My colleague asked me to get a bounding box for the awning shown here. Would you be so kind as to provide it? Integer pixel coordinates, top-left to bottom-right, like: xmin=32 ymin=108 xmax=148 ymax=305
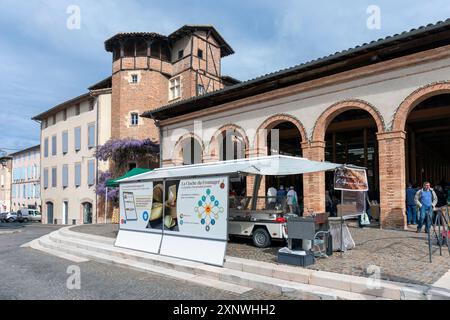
xmin=106 ymin=168 xmax=153 ymax=187
xmin=117 ymin=155 xmax=346 ymax=183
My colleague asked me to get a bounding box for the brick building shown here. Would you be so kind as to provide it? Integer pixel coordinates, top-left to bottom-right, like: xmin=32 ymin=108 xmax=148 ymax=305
xmin=142 ymin=20 xmax=450 ymax=229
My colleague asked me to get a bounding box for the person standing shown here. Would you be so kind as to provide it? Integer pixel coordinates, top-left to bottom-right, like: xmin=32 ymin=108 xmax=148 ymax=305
xmin=267 ymin=186 xmax=277 ymax=209
xmin=406 ymin=183 xmax=417 ymax=225
xmin=415 ymin=182 xmax=438 ymax=233
xmin=276 ymin=185 xmax=287 ymax=206
xmin=287 ymin=186 xmax=298 ymax=215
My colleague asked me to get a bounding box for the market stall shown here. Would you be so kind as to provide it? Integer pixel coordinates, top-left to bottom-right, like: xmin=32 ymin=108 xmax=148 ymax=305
xmin=115 ymin=155 xmax=358 ymax=266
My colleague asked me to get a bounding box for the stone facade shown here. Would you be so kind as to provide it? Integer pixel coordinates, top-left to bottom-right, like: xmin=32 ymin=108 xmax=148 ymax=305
xmin=10 ymin=146 xmax=41 ymax=212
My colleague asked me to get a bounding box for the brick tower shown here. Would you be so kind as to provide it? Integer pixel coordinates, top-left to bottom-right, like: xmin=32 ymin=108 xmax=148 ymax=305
xmin=104 ymin=25 xmax=236 ymax=143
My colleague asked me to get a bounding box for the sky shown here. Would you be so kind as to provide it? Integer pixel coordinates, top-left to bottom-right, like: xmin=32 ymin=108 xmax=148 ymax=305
xmin=0 ymin=0 xmax=449 ymax=153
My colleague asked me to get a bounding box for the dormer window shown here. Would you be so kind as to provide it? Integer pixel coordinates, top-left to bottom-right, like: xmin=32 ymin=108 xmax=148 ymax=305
xmin=178 ymin=50 xmax=184 ymax=60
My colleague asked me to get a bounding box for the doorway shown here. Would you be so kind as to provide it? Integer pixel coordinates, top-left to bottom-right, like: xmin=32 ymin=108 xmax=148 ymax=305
xmin=46 ymin=202 xmax=54 ymax=224
xmin=83 ymin=202 xmax=93 ymax=224
xmin=63 ymin=201 xmax=69 ymax=225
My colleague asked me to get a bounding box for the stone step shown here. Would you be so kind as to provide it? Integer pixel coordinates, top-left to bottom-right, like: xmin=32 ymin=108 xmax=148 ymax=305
xmin=64 ymin=226 xmax=431 ymax=300
xmin=58 ymin=227 xmax=116 ymax=245
xmin=224 ymin=256 xmax=428 ymax=300
xmin=37 ymin=232 xmax=252 ymax=295
xmin=39 ymin=229 xmax=386 ymax=300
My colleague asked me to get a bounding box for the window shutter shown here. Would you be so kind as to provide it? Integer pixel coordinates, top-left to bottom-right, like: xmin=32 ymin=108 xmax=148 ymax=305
xmin=62 ymin=131 xmax=68 ymax=154
xmin=44 ymin=138 xmax=49 ymax=158
xmin=75 ymin=164 xmax=81 ymax=187
xmin=75 ymin=127 xmax=81 ymax=151
xmin=43 ymin=168 xmax=48 ymax=189
xmin=88 ymin=124 xmax=95 ymax=148
xmin=51 ymin=167 xmax=57 ymax=188
xmin=62 ymin=165 xmax=68 ymax=188
xmin=87 ymin=160 xmax=95 ymax=186
xmin=52 ymin=136 xmax=57 ymax=156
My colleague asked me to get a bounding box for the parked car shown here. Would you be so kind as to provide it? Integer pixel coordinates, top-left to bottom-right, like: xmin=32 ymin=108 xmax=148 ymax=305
xmin=0 ymin=212 xmax=8 ymax=222
xmin=5 ymin=212 xmax=17 ymax=223
xmin=17 ymin=209 xmax=42 ymax=223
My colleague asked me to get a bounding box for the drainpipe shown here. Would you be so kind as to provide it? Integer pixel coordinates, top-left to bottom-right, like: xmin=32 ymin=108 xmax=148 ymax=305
xmin=149 ymin=113 xmax=162 ymax=168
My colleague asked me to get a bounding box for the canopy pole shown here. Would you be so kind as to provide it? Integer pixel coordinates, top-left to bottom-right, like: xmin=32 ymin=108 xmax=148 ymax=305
xmin=105 ymin=187 xmax=108 ymax=224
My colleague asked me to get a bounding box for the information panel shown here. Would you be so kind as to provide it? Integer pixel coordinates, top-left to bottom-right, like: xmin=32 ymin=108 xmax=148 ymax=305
xmin=160 ymin=176 xmax=229 ymax=266
xmin=115 ymin=182 xmax=162 ymax=254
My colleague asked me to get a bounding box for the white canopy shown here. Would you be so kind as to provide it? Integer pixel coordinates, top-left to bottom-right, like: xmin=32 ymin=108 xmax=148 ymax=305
xmin=118 ymin=155 xmax=344 ymax=183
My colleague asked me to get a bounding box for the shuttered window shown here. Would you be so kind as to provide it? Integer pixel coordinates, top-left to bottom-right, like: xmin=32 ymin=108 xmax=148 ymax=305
xmin=62 ymin=165 xmax=69 ymax=188
xmin=88 ymin=123 xmax=95 ymax=149
xmin=87 ymin=160 xmax=95 ymax=186
xmin=74 ymin=127 xmax=81 ymax=151
xmin=52 ymin=135 xmax=57 ymax=156
xmin=43 ymin=168 xmax=49 ymax=189
xmin=51 ymin=167 xmax=57 ymax=188
xmin=44 ymin=138 xmax=49 ymax=158
xmin=62 ymin=131 xmax=68 ymax=154
xmin=75 ymin=163 xmax=81 ymax=187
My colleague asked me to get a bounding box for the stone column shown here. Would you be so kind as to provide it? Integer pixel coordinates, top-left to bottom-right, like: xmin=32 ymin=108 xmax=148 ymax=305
xmin=302 ymin=141 xmax=326 ymax=215
xmin=377 ymin=131 xmax=407 ymax=229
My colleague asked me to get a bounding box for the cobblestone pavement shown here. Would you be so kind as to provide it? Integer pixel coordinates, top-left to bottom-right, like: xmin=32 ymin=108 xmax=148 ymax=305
xmin=74 ymin=223 xmax=450 ymax=286
xmin=0 ymin=224 xmax=293 ymax=300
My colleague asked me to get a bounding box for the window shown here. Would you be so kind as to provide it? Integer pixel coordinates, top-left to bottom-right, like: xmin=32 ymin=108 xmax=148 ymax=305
xmin=169 ymin=77 xmax=181 ymax=100
xmin=43 ymin=168 xmax=49 ymax=189
xmin=88 ymin=123 xmax=95 ymax=148
xmin=75 ymin=104 xmax=80 ymax=116
xmin=131 ymin=74 xmax=138 ymax=84
xmin=62 ymin=131 xmax=68 ymax=154
xmin=51 ymin=167 xmax=57 ymax=188
xmin=63 ymin=109 xmax=67 ymax=121
xmin=130 ymin=113 xmax=139 ymax=126
xmin=44 ymin=138 xmax=49 ymax=158
xmin=178 ymin=50 xmax=184 ymax=60
xmin=74 ymin=163 xmax=81 ymax=187
xmin=62 ymin=165 xmax=68 ymax=188
xmin=52 ymin=115 xmax=56 ymax=125
xmin=43 ymin=119 xmax=48 ymax=129
xmin=51 ymin=135 xmax=57 ymax=156
xmin=197 ymin=49 xmax=203 ymax=59
xmin=87 ymin=160 xmax=95 ymax=186
xmin=74 ymin=127 xmax=81 ymax=151
xmin=88 ymin=99 xmax=94 ymax=111
xmin=197 ymin=84 xmax=206 ymax=96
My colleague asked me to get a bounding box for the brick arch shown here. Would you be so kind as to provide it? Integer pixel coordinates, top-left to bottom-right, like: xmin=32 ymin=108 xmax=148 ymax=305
xmin=209 ymin=124 xmax=250 ymax=159
xmin=255 ymin=114 xmax=307 ymax=153
xmin=312 ymin=99 xmax=385 ymax=141
xmin=172 ymin=132 xmax=205 ymax=165
xmin=392 ymin=81 xmax=450 ymax=131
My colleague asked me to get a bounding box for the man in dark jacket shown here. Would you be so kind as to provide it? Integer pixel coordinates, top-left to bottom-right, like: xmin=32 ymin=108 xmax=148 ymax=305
xmin=415 ymin=182 xmax=438 ymax=233
xmin=406 ymin=183 xmax=417 ymax=225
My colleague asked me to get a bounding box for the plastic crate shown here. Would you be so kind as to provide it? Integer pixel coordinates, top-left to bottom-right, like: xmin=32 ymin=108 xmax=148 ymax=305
xmin=277 ymin=248 xmax=315 ymax=267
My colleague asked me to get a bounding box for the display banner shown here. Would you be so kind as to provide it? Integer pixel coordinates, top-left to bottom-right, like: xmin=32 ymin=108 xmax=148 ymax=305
xmin=334 ymin=167 xmax=368 ymax=192
xmin=115 ymin=182 xmax=162 ymax=254
xmin=115 ymin=177 xmax=229 ymax=266
xmin=160 ymin=176 xmax=229 ymax=266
